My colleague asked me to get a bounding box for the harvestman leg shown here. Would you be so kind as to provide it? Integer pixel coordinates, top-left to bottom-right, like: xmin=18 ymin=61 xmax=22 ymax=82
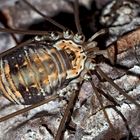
xmin=95 ymin=66 xmax=140 ymax=108
xmin=0 ymin=94 xmax=58 ymax=122
xmin=89 ymin=74 xmax=114 ymax=130
xmin=96 ymin=87 xmax=134 ymax=138
xmin=0 ymin=10 xmax=18 ymax=44
xmin=55 ymin=86 xmax=80 ymax=140
xmin=88 ymin=66 xmax=140 ymax=138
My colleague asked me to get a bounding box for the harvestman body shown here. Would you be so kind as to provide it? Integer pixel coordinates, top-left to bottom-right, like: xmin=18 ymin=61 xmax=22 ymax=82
xmin=0 ymin=0 xmax=140 ymax=139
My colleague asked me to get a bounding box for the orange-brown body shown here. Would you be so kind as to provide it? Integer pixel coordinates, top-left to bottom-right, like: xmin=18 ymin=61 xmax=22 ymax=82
xmin=0 ymin=38 xmax=86 ymax=105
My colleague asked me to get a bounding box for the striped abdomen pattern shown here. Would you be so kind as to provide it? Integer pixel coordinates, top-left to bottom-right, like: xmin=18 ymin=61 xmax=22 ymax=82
xmin=0 ymin=39 xmax=86 ymax=105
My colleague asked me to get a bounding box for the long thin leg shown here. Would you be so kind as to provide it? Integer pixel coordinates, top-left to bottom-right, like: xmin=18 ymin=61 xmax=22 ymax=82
xmin=97 ymin=88 xmax=120 ymax=106
xmin=91 ymin=68 xmax=138 ymax=138
xmin=0 ymin=94 xmax=58 ymax=122
xmin=22 ymin=0 xmax=66 ymax=31
xmin=55 ymin=89 xmax=79 ymax=140
xmin=95 ymin=66 xmax=140 ymax=108
xmin=0 ymin=10 xmax=18 ymax=44
xmin=0 ymin=27 xmax=55 ymax=35
xmin=112 ymin=106 xmax=133 ymax=139
xmin=0 ymin=39 xmax=33 ymax=58
xmin=74 ymin=0 xmax=82 ymax=35
xmin=89 ymin=76 xmax=114 ymax=130
xmin=97 ymin=88 xmax=133 ymax=137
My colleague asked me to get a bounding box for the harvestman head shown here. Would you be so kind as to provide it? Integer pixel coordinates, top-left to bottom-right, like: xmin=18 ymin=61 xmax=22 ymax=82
xmin=0 ymin=0 xmax=140 ymax=139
